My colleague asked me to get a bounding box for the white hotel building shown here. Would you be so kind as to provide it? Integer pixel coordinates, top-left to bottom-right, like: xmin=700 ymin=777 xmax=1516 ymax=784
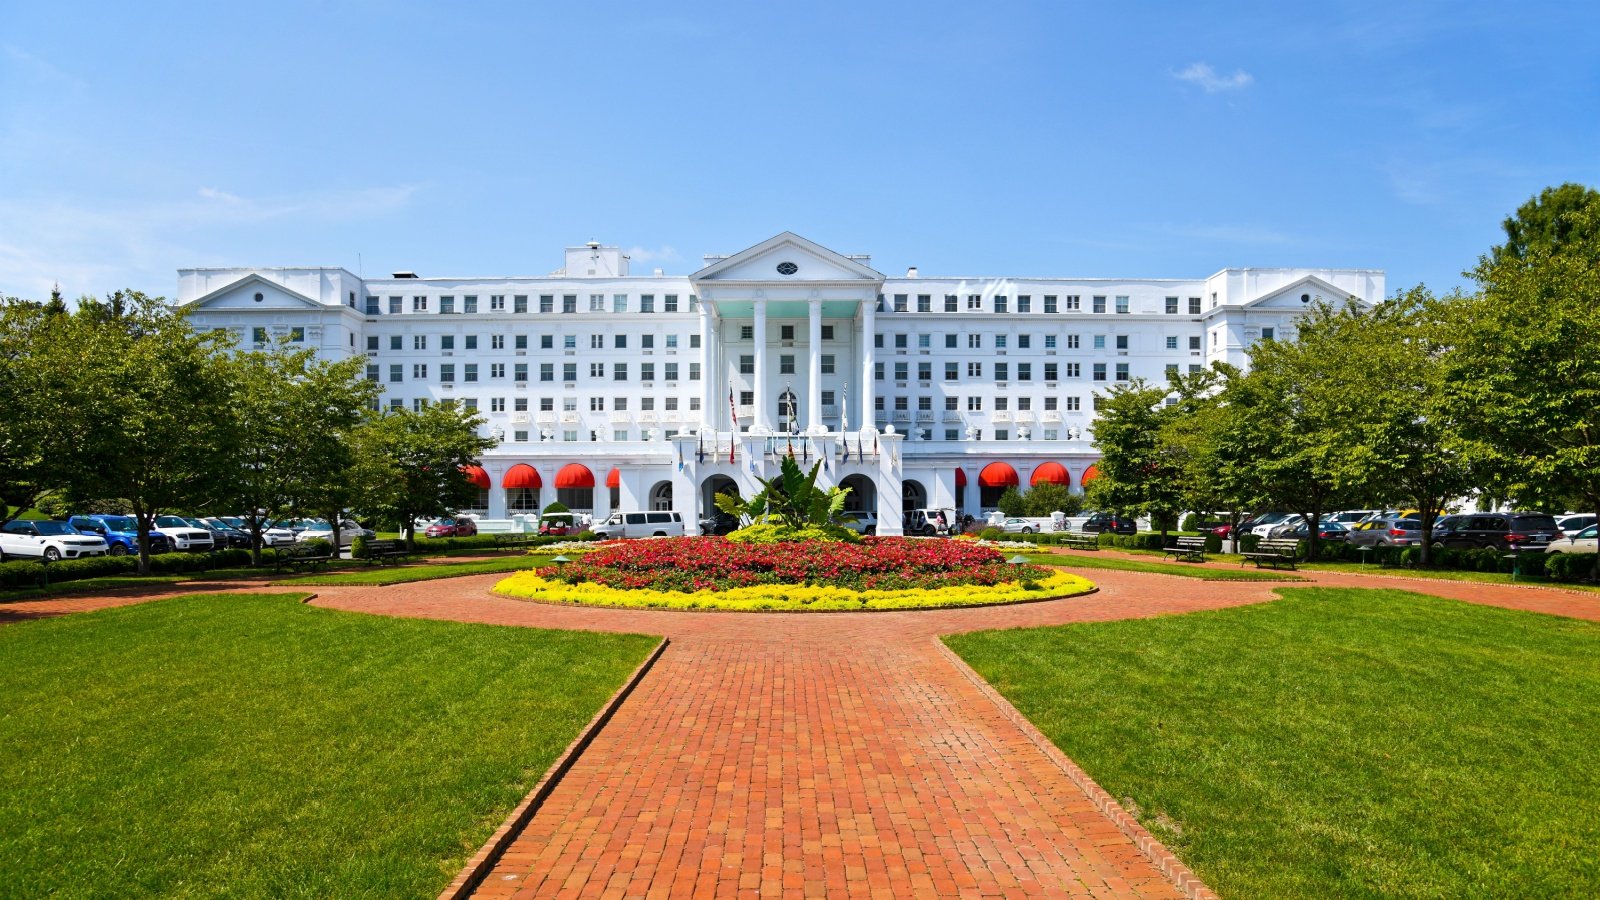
xmin=178 ymin=232 xmax=1383 ymax=535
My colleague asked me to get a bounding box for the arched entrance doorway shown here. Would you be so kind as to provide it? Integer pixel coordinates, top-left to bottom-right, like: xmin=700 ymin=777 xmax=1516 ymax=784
xmin=648 ymin=480 xmax=673 ymax=511
xmin=902 ymin=479 xmax=927 ymax=512
xmin=702 ymin=475 xmax=739 ymax=534
xmin=841 ymin=474 xmax=875 ymax=514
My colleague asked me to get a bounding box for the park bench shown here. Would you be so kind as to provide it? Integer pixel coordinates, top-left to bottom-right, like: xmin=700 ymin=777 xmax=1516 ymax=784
xmin=363 ymin=539 xmax=412 ymax=566
xmin=274 ymin=543 xmax=333 ymax=573
xmin=1058 ymin=533 xmax=1101 ymax=551
xmin=494 ymin=533 xmax=540 ymax=549
xmin=1242 ymin=538 xmax=1300 ymax=570
xmin=1164 ymin=535 xmax=1209 ymax=563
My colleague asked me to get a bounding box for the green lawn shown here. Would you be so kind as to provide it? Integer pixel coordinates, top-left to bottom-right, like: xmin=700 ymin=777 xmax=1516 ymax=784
xmin=945 ymin=588 xmax=1600 ymax=897
xmin=0 ymin=593 xmax=659 ymax=897
xmin=1026 ymin=552 xmax=1304 ymax=581
xmin=0 ymin=574 xmax=188 ymax=602
xmin=277 ymin=554 xmax=552 ymax=585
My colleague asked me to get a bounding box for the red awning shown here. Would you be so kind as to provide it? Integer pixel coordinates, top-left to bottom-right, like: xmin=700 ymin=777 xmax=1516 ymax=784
xmin=460 ymin=464 xmax=490 ymax=489
xmin=606 ymin=468 xmax=621 ymax=489
xmin=503 ymin=464 xmax=541 ymax=489
xmin=1080 ymin=464 xmax=1101 ymax=486
xmin=978 ymin=462 xmax=1019 ymax=488
xmin=955 ymin=468 xmax=968 ymax=488
xmin=1030 ymin=462 xmax=1070 ymax=486
xmin=555 ymin=463 xmax=595 ymax=489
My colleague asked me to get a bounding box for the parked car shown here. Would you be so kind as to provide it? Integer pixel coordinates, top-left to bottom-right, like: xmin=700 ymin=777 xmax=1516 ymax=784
xmin=1325 ymin=510 xmax=1384 ymax=527
xmin=424 ymin=518 xmax=478 ymax=539
xmin=263 ymin=518 xmax=322 ymax=546
xmin=1280 ymin=520 xmax=1350 ymax=542
xmin=1545 ymin=524 xmax=1598 ymax=554
xmin=1345 ymin=517 xmax=1422 ymax=548
xmin=192 ymin=517 xmax=252 ymax=548
xmin=907 ymin=508 xmax=960 ymax=536
xmin=1080 ymin=512 xmax=1137 ymax=535
xmin=0 ymin=519 xmax=109 ymax=561
xmin=837 ymin=512 xmax=878 ymax=536
xmin=1248 ymin=513 xmax=1296 ymax=538
xmin=1557 ymin=514 xmax=1597 ymax=535
xmin=698 ymin=512 xmax=739 ymax=536
xmin=153 ymin=515 xmax=215 ymax=553
xmin=591 ymin=511 xmax=686 ymax=540
xmin=1266 ymin=515 xmax=1308 ymax=538
xmin=998 ymin=517 xmax=1040 ymax=534
xmin=299 ymin=520 xmax=377 ymax=546
xmin=65 ymin=515 xmax=171 ymax=556
xmin=1430 ymin=512 xmax=1561 ymax=550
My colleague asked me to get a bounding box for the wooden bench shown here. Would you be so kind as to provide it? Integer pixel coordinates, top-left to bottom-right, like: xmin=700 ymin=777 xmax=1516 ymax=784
xmin=1058 ymin=533 xmax=1101 ymax=551
xmin=1164 ymin=535 xmax=1208 ymax=562
xmin=363 ymin=538 xmax=412 ymax=566
xmin=274 ymin=543 xmax=333 ymax=573
xmin=1242 ymin=538 xmax=1300 ymax=569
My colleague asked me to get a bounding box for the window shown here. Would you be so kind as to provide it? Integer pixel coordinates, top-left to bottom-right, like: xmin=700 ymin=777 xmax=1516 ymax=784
xmin=918 ymin=362 xmax=932 ymax=381
xmin=413 ymin=398 xmax=428 ymax=411
xmin=589 ymin=294 xmax=604 ymax=312
xmin=640 ymin=294 xmax=655 ymax=313
xmin=968 ymin=362 xmax=982 ymax=377
xmin=1065 ymin=295 xmax=1081 ymax=311
xmin=1045 ymin=335 xmax=1056 ymax=349
xmin=778 ymin=354 xmax=795 ymax=374
xmin=440 ymin=296 xmax=455 ymax=314
xmin=945 ymin=295 xmax=958 ymax=312
xmin=1018 ymin=334 xmax=1030 ymax=349
xmin=562 ymin=295 xmax=577 ymax=314
xmin=590 ymin=362 xmax=604 ymax=378
xmin=490 ymin=363 xmax=505 ymax=378
xmin=894 ymin=334 xmax=907 ymax=349
xmin=489 ymin=295 xmax=505 ymax=311
xmin=515 ymin=335 xmax=528 ymax=351
xmin=995 ymin=335 xmax=1007 ymax=349
xmin=1211 ymin=292 xmax=1219 ymax=308
xmin=538 ymin=398 xmax=551 ymax=411
xmin=613 ymin=364 xmax=628 ymax=381
xmin=740 ymin=391 xmax=754 ymax=406
xmin=1044 ymin=362 xmax=1057 ymax=381
xmin=689 ymin=363 xmax=701 ymax=380
xmin=917 ymin=294 xmax=931 ymax=312
xmin=366 ymin=335 xmax=379 ymax=352
xmin=781 ymin=324 xmax=795 ymax=341
xmin=1092 ymin=296 xmax=1106 ymax=314
xmin=1116 ymin=363 xmax=1129 ymax=381
xmin=613 ymin=294 xmax=627 ymax=313
xmin=641 ymin=363 xmax=655 ymax=381
xmin=967 ymin=396 xmax=983 ymax=411
xmin=665 ymin=396 xmax=678 ymax=410
xmin=874 ymin=362 xmax=884 ymax=380
xmin=1093 ymin=363 xmax=1107 ymax=381
xmin=664 ymin=362 xmax=678 ymax=380
xmin=665 ymin=334 xmax=678 ymax=348
xmin=514 ymin=295 xmax=529 ymax=314
xmin=465 ymin=335 xmax=478 ymax=350
xmin=1018 ymin=363 xmax=1032 ymax=381
xmin=1066 ymin=396 xmax=1080 ymax=411
xmin=1189 ymin=336 xmax=1202 ymax=351
xmin=893 ymin=294 xmax=908 ymax=312
xmin=1116 ymin=296 xmax=1130 ymax=314
xmin=967 ymin=294 xmax=982 ymax=311
xmin=441 ymin=335 xmax=455 ymax=351
xmin=1166 ymin=336 xmax=1179 ymax=350
xmin=945 ymin=334 xmax=958 ymax=348
xmin=490 ymin=335 xmax=504 ymax=350
xmin=994 ymin=296 xmax=1008 ymax=314
xmin=1116 ymin=335 xmax=1129 ymax=351
xmin=690 ymin=334 xmax=701 ymax=348
xmin=664 ymin=294 xmax=679 ymax=312
xmin=440 ymin=364 xmax=455 ymax=383
xmin=740 ymin=354 xmax=754 ymax=374
xmin=365 ymin=364 xmax=379 ymax=382
xmin=874 ymin=334 xmax=884 ymax=349
xmin=412 ymin=295 xmax=428 ymax=312
xmin=640 ymin=334 xmax=654 ymax=350
xmin=537 ymin=295 xmax=553 ymax=314
xmin=821 ymin=354 xmax=835 ymax=374
xmin=821 ymin=325 xmax=834 ymax=340
xmin=968 ymin=334 xmax=981 ymax=349
xmin=918 ymin=333 xmax=931 ymax=349
xmin=413 ymin=335 xmax=427 ymax=350
xmin=388 ymin=398 xmax=403 ymax=410
xmin=1166 ymin=296 xmax=1179 ymax=314
xmin=1167 ymin=364 xmax=1180 ymax=377
xmin=564 ymin=363 xmax=577 ymax=381
xmin=1093 ymin=335 xmax=1106 ymax=350
xmin=614 ymin=334 xmax=627 ymax=349
xmin=1189 ymin=297 xmax=1202 ymax=315
xmin=944 ymin=362 xmax=958 ymax=380
xmin=894 ymin=396 xmax=909 ymax=411
xmin=365 ymin=296 xmax=380 ymax=314
xmin=388 ymin=296 xmax=402 ymax=315
xmin=1044 ymin=396 xmax=1057 ymax=411
xmin=741 ymin=325 xmax=754 ymax=340
xmin=994 ymin=363 xmax=1008 ymax=381
xmin=1017 ymin=396 xmax=1031 ymax=411
xmin=1262 ymin=327 xmax=1276 ymax=341
xmin=1065 ymin=362 xmax=1081 ymax=378
xmin=285 ymin=327 xmax=304 ymax=343
xmin=464 ymin=364 xmax=478 ymax=382
xmin=945 ymin=396 xmax=959 ymax=410
xmin=590 ymin=397 xmax=605 ymax=412
xmin=412 ymin=363 xmax=427 ymax=378
xmin=894 ymin=362 xmax=908 ymax=380
xmin=1044 ymin=295 xmax=1058 ymax=314
xmin=946 ymin=429 xmax=960 ymax=441
xmin=518 ymin=363 xmax=531 ymax=382
xmin=491 ymin=398 xmax=505 ymax=412
xmin=994 ymin=429 xmax=1009 ymax=441
xmin=1017 ymin=295 xmax=1031 ymax=313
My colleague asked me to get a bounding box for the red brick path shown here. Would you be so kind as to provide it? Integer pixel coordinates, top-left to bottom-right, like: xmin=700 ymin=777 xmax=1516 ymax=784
xmin=7 ymin=562 xmax=1598 ymax=897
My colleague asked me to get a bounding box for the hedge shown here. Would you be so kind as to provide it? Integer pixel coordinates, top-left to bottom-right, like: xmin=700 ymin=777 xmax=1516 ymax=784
xmin=0 ymin=548 xmax=271 ymax=591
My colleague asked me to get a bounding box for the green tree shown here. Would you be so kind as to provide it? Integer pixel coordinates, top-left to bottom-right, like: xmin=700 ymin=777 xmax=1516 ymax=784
xmin=224 ymin=345 xmax=378 ymax=564
xmin=0 ymin=299 xmax=73 ymax=525
xmin=995 ymin=486 xmax=1026 ymax=518
xmin=1490 ymin=182 xmax=1600 ymax=264
xmin=1022 ymin=482 xmax=1077 ymax=517
xmin=1450 ymin=189 xmax=1600 ymax=539
xmin=1087 ymin=379 xmax=1186 ymax=543
xmin=353 ymin=404 xmax=495 ymax=549
xmin=54 ymin=293 xmax=238 ymax=574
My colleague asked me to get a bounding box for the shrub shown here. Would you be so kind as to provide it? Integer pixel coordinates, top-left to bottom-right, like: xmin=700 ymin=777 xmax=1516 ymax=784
xmin=0 ymin=560 xmax=48 ymax=588
xmin=300 ymin=538 xmax=334 ymax=557
xmin=727 ymin=523 xmax=858 ymax=544
xmin=1203 ymin=533 xmax=1223 ymax=554
xmin=147 ymin=552 xmax=210 ymax=574
xmin=1238 ymin=533 xmax=1262 ymax=554
xmin=351 ymin=535 xmax=370 ymax=559
xmin=996 ymin=488 xmax=1026 ymax=518
xmin=206 ymin=548 xmax=254 ymax=569
xmin=1546 ymin=553 xmax=1596 ymax=582
xmin=541 ymin=501 xmax=571 ymax=516
xmin=1180 ymin=513 xmax=1199 ymax=532
xmin=979 ymin=527 xmax=1004 ymax=542
xmin=575 ymin=530 xmax=599 ymax=543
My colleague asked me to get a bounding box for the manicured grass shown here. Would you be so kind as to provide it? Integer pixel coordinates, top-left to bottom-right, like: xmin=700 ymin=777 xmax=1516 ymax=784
xmin=945 ymin=588 xmax=1600 ymax=897
xmin=0 ymin=593 xmax=660 ymax=897
xmin=276 ymin=554 xmax=553 ymax=585
xmin=1301 ymin=559 xmax=1600 ymax=593
xmin=0 ymin=574 xmax=188 ymax=602
xmin=1024 ymin=552 xmax=1304 ymax=581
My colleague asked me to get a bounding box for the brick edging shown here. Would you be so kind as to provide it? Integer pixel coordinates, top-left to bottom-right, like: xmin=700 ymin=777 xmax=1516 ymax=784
xmin=933 ymin=640 xmax=1219 ymax=900
xmin=437 ymin=636 xmax=670 ymax=900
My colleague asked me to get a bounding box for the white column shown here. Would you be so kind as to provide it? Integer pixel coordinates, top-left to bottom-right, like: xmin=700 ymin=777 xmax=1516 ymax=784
xmin=699 ymin=303 xmax=715 ymax=432
xmin=753 ymin=299 xmax=770 ymax=432
xmin=860 ymin=298 xmax=876 ymax=433
xmin=875 ymin=431 xmax=904 ymax=536
xmin=807 ymin=299 xmax=823 ymax=433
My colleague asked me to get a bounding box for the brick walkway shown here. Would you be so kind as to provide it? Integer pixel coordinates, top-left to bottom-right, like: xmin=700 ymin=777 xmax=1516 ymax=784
xmin=6 ymin=562 xmax=1598 ymax=897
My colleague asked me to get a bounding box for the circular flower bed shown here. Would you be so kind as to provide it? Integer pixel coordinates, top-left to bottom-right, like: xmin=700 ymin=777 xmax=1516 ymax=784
xmin=494 ymin=537 xmax=1093 ymax=612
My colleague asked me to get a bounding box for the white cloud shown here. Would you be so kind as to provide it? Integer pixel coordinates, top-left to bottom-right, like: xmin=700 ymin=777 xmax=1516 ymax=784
xmin=1173 ymin=62 xmax=1254 ymax=93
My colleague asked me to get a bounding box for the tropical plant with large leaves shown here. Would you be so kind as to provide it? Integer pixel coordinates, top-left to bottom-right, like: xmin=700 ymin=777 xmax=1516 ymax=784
xmin=713 ymin=455 xmax=853 ymax=539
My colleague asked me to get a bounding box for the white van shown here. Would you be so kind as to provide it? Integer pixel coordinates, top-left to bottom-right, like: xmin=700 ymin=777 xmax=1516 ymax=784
xmin=591 ymin=511 xmax=686 ymax=539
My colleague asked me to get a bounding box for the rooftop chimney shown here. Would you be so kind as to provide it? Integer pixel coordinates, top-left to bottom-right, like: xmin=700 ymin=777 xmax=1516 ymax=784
xmin=906 ymin=266 xmax=919 ymax=278
xmin=393 ymin=270 xmax=418 ymax=278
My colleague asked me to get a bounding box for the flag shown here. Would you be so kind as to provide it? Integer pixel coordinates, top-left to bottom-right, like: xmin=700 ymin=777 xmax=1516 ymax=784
xmin=728 ymin=386 xmax=737 ymax=464
xmin=786 ymin=435 xmax=794 ymax=458
xmin=697 ymin=429 xmax=704 ymax=464
xmin=874 ymin=431 xmax=879 ymax=457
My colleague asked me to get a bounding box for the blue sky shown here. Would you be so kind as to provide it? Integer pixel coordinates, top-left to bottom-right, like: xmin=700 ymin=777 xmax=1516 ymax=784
xmin=2 ymin=1 xmax=1596 ymax=300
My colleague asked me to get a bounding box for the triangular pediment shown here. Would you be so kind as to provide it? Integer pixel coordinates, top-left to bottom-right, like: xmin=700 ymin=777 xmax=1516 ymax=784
xmin=184 ymin=273 xmax=326 ymax=311
xmin=1242 ymin=274 xmax=1360 ymax=310
xmin=692 ymin=232 xmax=884 ymax=284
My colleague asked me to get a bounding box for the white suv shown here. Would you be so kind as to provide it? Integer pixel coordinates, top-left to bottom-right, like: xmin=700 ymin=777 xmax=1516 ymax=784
xmin=154 ymin=516 xmax=216 ymax=553
xmin=0 ymin=520 xmax=110 ymax=562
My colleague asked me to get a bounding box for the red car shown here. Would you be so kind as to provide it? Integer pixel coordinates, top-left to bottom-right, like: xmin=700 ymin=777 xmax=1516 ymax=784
xmin=424 ymin=518 xmax=478 ymax=538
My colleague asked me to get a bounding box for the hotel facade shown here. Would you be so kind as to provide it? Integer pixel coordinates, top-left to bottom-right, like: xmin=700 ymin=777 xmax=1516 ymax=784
xmin=178 ymin=232 xmax=1384 ymax=535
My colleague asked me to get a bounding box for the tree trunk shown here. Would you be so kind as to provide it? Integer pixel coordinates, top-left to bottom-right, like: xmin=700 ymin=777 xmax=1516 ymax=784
xmin=134 ymin=507 xmax=152 ymax=576
xmin=1418 ymin=501 xmax=1436 ymax=567
xmin=327 ymin=511 xmax=343 ymax=562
